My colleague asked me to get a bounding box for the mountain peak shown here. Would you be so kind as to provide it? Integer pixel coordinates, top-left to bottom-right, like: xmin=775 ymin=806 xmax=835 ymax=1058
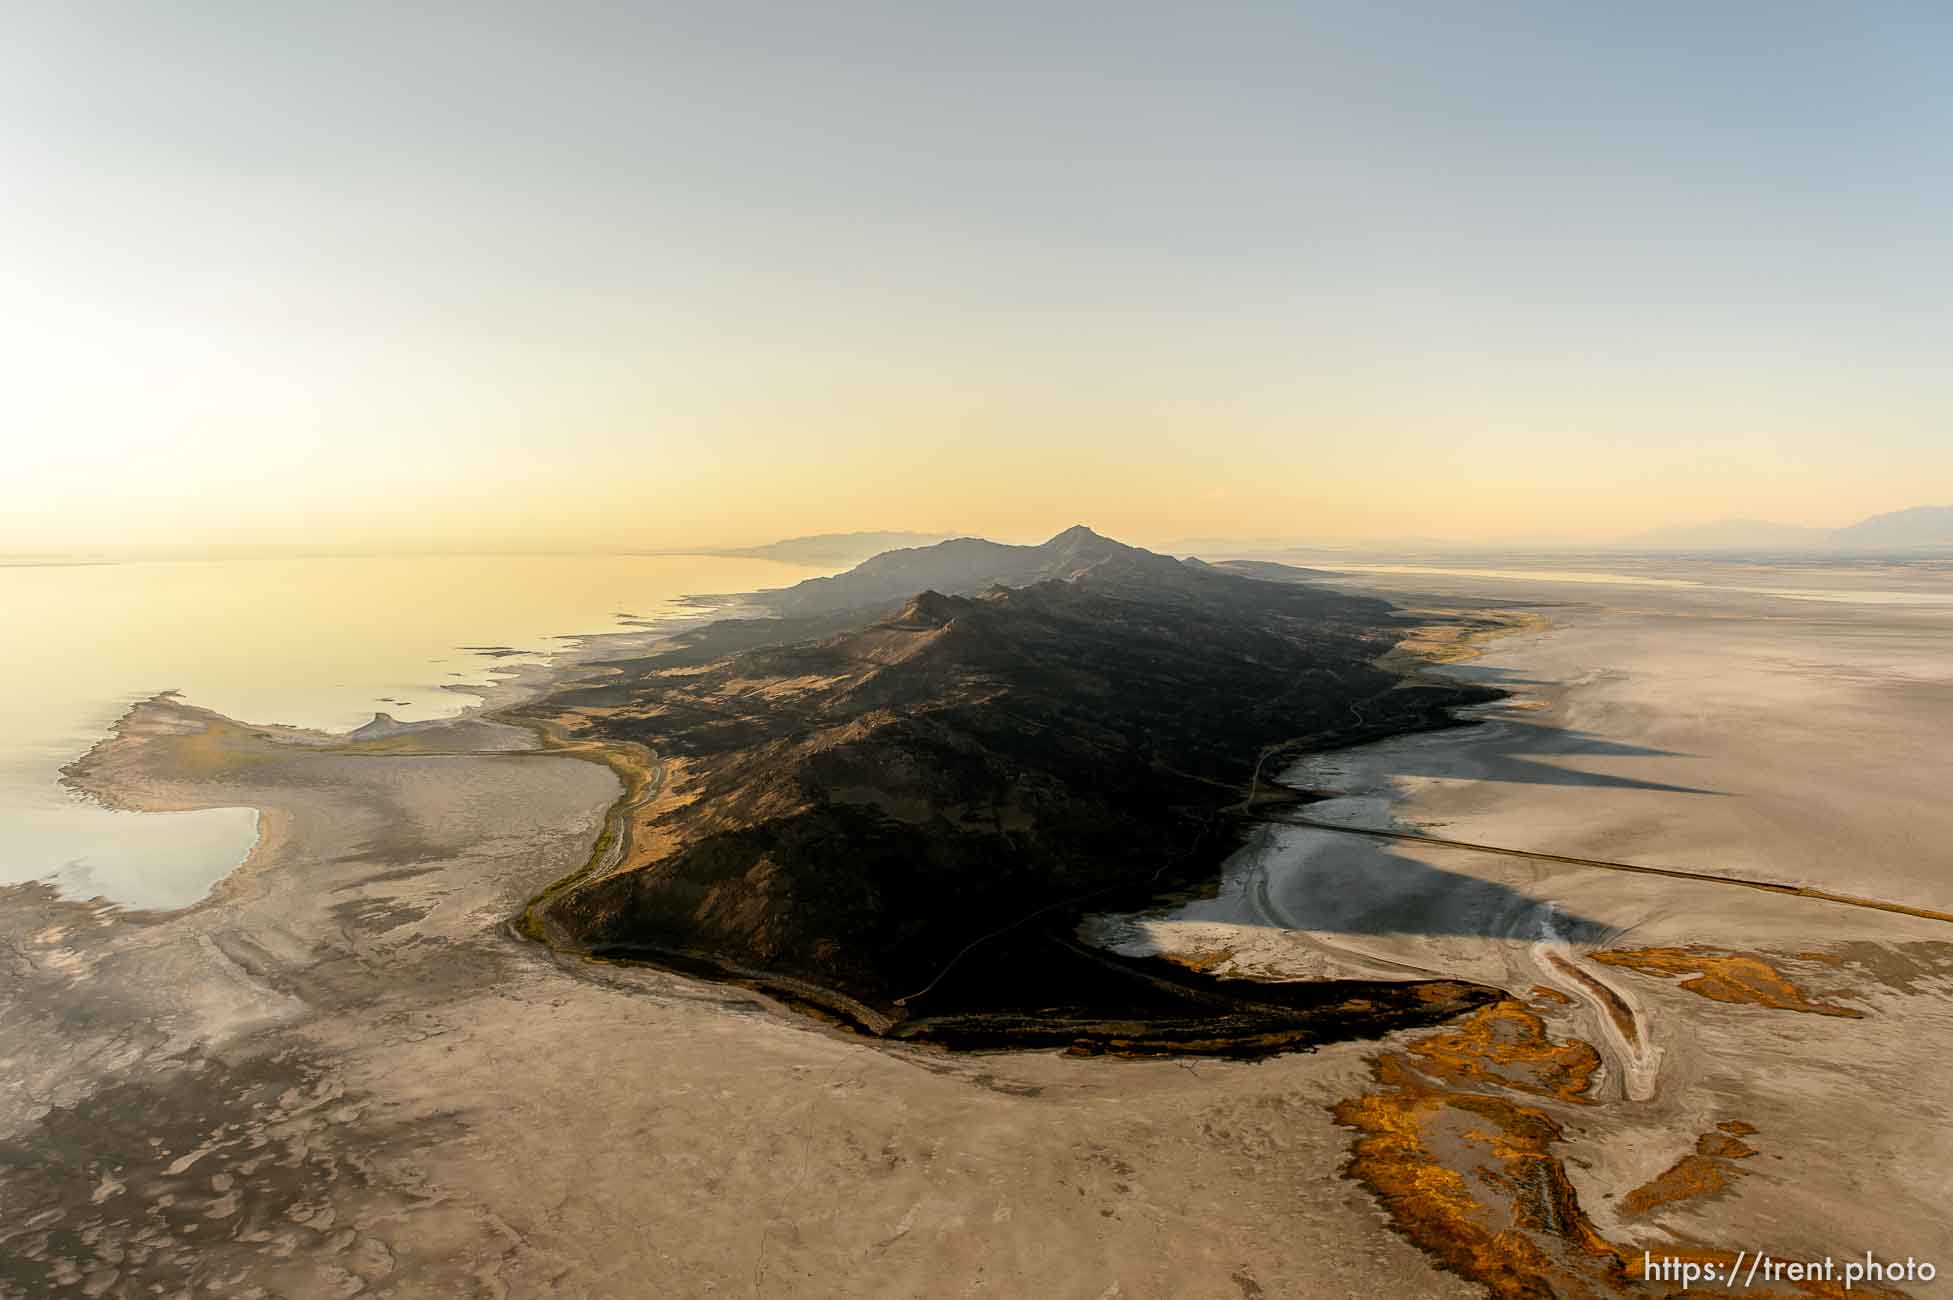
xmin=758 ymin=525 xmax=1178 ymax=617
xmin=889 ymin=590 xmax=965 ymax=628
xmin=1833 ymin=504 xmax=1953 ymax=546
xmin=1037 ymin=526 xmax=1129 ymax=567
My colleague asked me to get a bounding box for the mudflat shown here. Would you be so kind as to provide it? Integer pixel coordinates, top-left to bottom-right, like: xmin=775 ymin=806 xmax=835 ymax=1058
xmin=6 ymin=554 xmax=1952 ymax=1298
xmin=2 ymin=696 xmax=1477 ymax=1299
xmin=1107 ymin=559 xmax=1953 ymax=1294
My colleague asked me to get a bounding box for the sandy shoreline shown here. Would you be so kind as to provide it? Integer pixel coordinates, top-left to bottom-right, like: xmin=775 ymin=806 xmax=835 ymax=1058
xmin=25 ymin=587 xmax=783 ymax=920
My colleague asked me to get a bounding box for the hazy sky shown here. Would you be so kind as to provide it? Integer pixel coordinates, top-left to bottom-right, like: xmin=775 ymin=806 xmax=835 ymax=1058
xmin=4 ymin=1 xmax=1950 ymax=552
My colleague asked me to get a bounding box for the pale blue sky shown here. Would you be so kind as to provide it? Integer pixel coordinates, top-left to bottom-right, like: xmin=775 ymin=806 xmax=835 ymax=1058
xmin=4 ymin=2 xmax=1950 ymax=549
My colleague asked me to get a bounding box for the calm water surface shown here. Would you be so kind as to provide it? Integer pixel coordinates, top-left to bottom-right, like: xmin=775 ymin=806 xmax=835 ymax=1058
xmin=0 ymin=553 xmax=822 ymax=909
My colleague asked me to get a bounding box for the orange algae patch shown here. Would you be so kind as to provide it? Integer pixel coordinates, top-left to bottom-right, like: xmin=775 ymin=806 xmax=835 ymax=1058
xmin=1335 ymin=1067 xmax=1617 ymax=1299
xmin=1333 ymin=1004 xmax=1909 ymax=1298
xmin=1695 ymin=1131 xmax=1758 ymax=1159
xmin=1620 ymin=1121 xmax=1762 ymax=1216
xmin=1403 ymin=999 xmax=1602 ymax=1103
xmin=1621 ymin=1153 xmax=1740 ymax=1216
xmin=1334 ymin=1002 xmax=1624 ymax=1299
xmin=1589 ymin=948 xmax=1862 ymax=1018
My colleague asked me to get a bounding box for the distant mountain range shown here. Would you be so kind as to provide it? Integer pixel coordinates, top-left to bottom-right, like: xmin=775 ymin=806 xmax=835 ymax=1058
xmin=1623 ymin=506 xmax=1953 ymax=552
xmin=668 ymin=531 xmax=953 ymax=567
xmin=1829 ymin=505 xmax=1953 ymax=547
xmin=697 ymin=506 xmax=1953 ymax=570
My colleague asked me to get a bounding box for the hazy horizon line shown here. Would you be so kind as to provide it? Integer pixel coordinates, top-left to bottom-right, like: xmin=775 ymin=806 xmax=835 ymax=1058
xmin=10 ymin=509 xmax=1953 ymax=567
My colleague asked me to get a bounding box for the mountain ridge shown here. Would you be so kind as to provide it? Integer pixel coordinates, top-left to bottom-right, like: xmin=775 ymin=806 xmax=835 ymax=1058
xmin=657 ymin=530 xmax=954 ymax=567
xmin=753 ymin=524 xmax=1192 ymax=616
xmin=513 ymin=527 xmax=1501 ymax=1052
xmin=1623 ymin=505 xmax=1953 ymax=551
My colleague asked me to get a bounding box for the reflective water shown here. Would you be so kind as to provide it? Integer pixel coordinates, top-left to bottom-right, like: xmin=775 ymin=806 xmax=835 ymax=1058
xmin=0 ymin=553 xmax=823 ymax=908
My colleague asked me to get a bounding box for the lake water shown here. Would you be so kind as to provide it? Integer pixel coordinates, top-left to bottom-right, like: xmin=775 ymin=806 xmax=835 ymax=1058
xmin=0 ymin=553 xmax=824 ymax=909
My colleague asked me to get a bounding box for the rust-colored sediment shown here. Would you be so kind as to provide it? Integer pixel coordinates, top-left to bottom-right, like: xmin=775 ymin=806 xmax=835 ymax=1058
xmin=1334 ymin=1001 xmax=1904 ymax=1298
xmin=1334 ymin=1066 xmax=1619 ymax=1298
xmin=1545 ymin=952 xmax=1640 ymax=1046
xmin=1696 ymin=1131 xmax=1758 ymax=1159
xmin=1529 ymin=984 xmax=1574 ymax=1007
xmin=1334 ymin=1000 xmax=1624 ymax=1299
xmin=1590 ymin=947 xmax=1863 ymax=1018
xmin=1619 ymin=1122 xmax=1763 ymax=1215
xmin=1402 ymin=999 xmax=1602 ymax=1102
xmin=1622 ymin=1154 xmax=1736 ymax=1216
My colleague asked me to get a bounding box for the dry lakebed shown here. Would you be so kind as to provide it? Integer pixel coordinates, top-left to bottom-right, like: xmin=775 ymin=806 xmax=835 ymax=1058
xmin=3 ymin=553 xmax=1951 ymax=1299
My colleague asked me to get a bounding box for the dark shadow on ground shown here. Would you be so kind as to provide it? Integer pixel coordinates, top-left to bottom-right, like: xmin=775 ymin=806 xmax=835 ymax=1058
xmin=1307 ymin=719 xmax=1726 ymax=797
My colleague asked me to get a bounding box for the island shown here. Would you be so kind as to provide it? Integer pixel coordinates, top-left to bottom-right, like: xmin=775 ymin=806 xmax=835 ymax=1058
xmin=511 ymin=526 xmax=1502 ymax=1052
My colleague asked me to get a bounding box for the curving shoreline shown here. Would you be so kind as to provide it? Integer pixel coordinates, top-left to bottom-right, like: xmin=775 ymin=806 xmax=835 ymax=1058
xmin=59 ymin=676 xmax=1509 ymax=1062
